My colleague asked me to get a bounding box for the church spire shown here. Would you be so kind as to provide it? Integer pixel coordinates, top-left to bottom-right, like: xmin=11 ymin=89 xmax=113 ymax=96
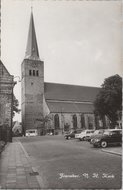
xmin=25 ymin=10 xmax=40 ymax=60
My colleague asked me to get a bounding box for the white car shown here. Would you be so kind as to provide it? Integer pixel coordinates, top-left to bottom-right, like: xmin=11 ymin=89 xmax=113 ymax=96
xmin=88 ymin=129 xmax=105 ymax=142
xmin=26 ymin=129 xmax=38 ymax=137
xmin=75 ymin=130 xmax=95 ymax=141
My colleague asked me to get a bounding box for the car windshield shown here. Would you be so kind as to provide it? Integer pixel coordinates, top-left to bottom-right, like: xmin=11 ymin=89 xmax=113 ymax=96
xmin=26 ymin=130 xmax=36 ymax=133
xmin=87 ymin=131 xmax=94 ymax=133
xmin=30 ymin=131 xmax=35 ymax=133
xmin=70 ymin=131 xmax=74 ymax=134
xmin=87 ymin=131 xmax=91 ymax=134
xmin=76 ymin=130 xmax=82 ymax=134
xmin=94 ymin=130 xmax=99 ymax=134
xmin=103 ymin=130 xmax=122 ymax=136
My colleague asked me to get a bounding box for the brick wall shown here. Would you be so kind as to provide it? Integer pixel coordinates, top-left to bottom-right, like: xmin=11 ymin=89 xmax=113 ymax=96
xmin=46 ymin=112 xmax=96 ymax=134
xmin=0 ymin=61 xmax=14 ymax=141
xmin=21 ymin=59 xmax=44 ymax=134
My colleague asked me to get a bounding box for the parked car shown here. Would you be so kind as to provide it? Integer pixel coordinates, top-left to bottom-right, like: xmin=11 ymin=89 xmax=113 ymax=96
xmin=90 ymin=129 xmax=122 ymax=148
xmin=26 ymin=129 xmax=38 ymax=137
xmin=64 ymin=130 xmax=78 ymax=140
xmin=75 ymin=130 xmax=95 ymax=141
xmin=88 ymin=129 xmax=105 ymax=142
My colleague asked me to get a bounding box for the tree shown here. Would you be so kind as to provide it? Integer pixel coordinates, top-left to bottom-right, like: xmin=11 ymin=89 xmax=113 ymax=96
xmin=94 ymin=74 xmax=122 ymax=128
xmin=13 ymin=95 xmax=21 ymax=117
xmin=35 ymin=114 xmax=52 ymax=135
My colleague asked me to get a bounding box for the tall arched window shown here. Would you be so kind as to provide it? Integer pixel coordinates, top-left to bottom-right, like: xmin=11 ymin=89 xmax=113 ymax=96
xmin=36 ymin=70 xmax=39 ymax=76
xmin=29 ymin=70 xmax=32 ymax=76
xmin=54 ymin=114 xmax=60 ymax=130
xmin=33 ymin=70 xmax=35 ymax=76
xmin=73 ymin=114 xmax=77 ymax=129
xmin=81 ymin=114 xmax=85 ymax=129
xmin=88 ymin=115 xmax=93 ymax=129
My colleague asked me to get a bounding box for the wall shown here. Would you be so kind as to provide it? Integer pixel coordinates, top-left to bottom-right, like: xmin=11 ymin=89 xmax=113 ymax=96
xmin=21 ymin=59 xmax=44 ymax=134
xmin=45 ymin=112 xmax=96 ymax=134
xmin=0 ymin=61 xmax=13 ymax=141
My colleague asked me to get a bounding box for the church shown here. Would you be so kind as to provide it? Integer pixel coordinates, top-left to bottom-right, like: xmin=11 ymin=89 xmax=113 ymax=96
xmin=21 ymin=11 xmax=105 ymax=135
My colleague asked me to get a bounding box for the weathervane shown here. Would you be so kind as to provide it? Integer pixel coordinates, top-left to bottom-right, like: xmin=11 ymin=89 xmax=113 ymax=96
xmin=30 ymin=0 xmax=34 ymax=12
xmin=31 ymin=6 xmax=33 ymax=13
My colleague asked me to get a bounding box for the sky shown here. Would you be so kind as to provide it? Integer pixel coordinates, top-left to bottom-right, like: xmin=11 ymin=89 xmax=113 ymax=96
xmin=1 ymin=0 xmax=122 ymax=121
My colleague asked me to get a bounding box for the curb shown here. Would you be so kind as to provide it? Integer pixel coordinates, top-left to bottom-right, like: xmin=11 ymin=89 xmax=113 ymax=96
xmin=101 ymin=149 xmax=122 ymax=156
xmin=18 ymin=141 xmax=44 ymax=188
xmin=0 ymin=142 xmax=7 ymax=154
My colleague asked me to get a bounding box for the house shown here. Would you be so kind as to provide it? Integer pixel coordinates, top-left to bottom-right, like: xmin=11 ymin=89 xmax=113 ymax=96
xmin=0 ymin=60 xmax=14 ymax=141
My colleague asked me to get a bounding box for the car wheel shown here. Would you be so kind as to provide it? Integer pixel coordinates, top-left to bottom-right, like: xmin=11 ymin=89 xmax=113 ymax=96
xmin=83 ymin=137 xmax=86 ymax=141
xmin=100 ymin=141 xmax=107 ymax=148
xmin=68 ymin=136 xmax=71 ymax=140
xmin=86 ymin=136 xmax=89 ymax=141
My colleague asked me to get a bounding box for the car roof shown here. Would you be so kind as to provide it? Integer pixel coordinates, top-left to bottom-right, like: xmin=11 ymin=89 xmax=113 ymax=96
xmin=95 ymin=129 xmax=105 ymax=131
xmin=106 ymin=129 xmax=122 ymax=131
xmin=103 ymin=129 xmax=122 ymax=134
xmin=81 ymin=130 xmax=94 ymax=132
xmin=26 ymin=129 xmax=37 ymax=132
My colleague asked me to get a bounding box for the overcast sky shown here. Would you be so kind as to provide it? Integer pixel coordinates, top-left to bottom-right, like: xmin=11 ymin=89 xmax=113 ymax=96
xmin=1 ymin=0 xmax=122 ymax=121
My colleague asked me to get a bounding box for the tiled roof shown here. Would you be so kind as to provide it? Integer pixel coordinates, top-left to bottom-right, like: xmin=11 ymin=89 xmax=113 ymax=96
xmin=0 ymin=60 xmax=11 ymax=77
xmin=44 ymin=82 xmax=100 ymax=102
xmin=46 ymin=101 xmax=94 ymax=113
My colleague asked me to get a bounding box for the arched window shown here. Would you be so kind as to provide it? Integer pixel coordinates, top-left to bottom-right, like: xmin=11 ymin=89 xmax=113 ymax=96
xmin=64 ymin=123 xmax=70 ymax=132
xmin=81 ymin=114 xmax=85 ymax=129
xmin=73 ymin=114 xmax=77 ymax=129
xmin=36 ymin=70 xmax=39 ymax=76
xmin=54 ymin=114 xmax=60 ymax=130
xmin=29 ymin=70 xmax=32 ymax=76
xmin=33 ymin=70 xmax=35 ymax=76
xmin=88 ymin=115 xmax=93 ymax=129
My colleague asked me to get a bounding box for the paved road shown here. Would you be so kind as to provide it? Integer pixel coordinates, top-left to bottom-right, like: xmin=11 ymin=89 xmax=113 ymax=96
xmin=19 ymin=135 xmax=122 ymax=189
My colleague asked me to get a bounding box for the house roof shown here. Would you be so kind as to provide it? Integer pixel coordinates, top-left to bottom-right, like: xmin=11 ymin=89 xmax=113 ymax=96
xmin=44 ymin=82 xmax=100 ymax=102
xmin=0 ymin=60 xmax=11 ymax=77
xmin=0 ymin=60 xmax=13 ymax=85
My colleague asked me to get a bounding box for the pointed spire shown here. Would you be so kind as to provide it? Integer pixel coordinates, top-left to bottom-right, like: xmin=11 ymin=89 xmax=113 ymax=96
xmin=25 ymin=10 xmax=40 ymax=60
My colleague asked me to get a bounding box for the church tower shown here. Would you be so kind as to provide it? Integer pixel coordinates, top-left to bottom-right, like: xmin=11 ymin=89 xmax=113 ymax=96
xmin=21 ymin=10 xmax=44 ymax=135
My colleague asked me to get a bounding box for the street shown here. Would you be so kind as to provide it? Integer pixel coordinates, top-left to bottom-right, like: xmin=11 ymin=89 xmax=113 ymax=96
xmin=18 ymin=135 xmax=122 ymax=189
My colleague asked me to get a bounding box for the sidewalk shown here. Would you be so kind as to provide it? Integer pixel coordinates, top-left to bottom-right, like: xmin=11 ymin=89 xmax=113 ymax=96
xmin=0 ymin=141 xmax=41 ymax=189
xmin=102 ymin=146 xmax=122 ymax=156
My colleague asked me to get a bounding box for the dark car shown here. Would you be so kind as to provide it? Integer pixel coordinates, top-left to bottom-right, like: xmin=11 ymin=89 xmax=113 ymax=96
xmin=90 ymin=129 xmax=122 ymax=148
xmin=64 ymin=130 xmax=78 ymax=140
